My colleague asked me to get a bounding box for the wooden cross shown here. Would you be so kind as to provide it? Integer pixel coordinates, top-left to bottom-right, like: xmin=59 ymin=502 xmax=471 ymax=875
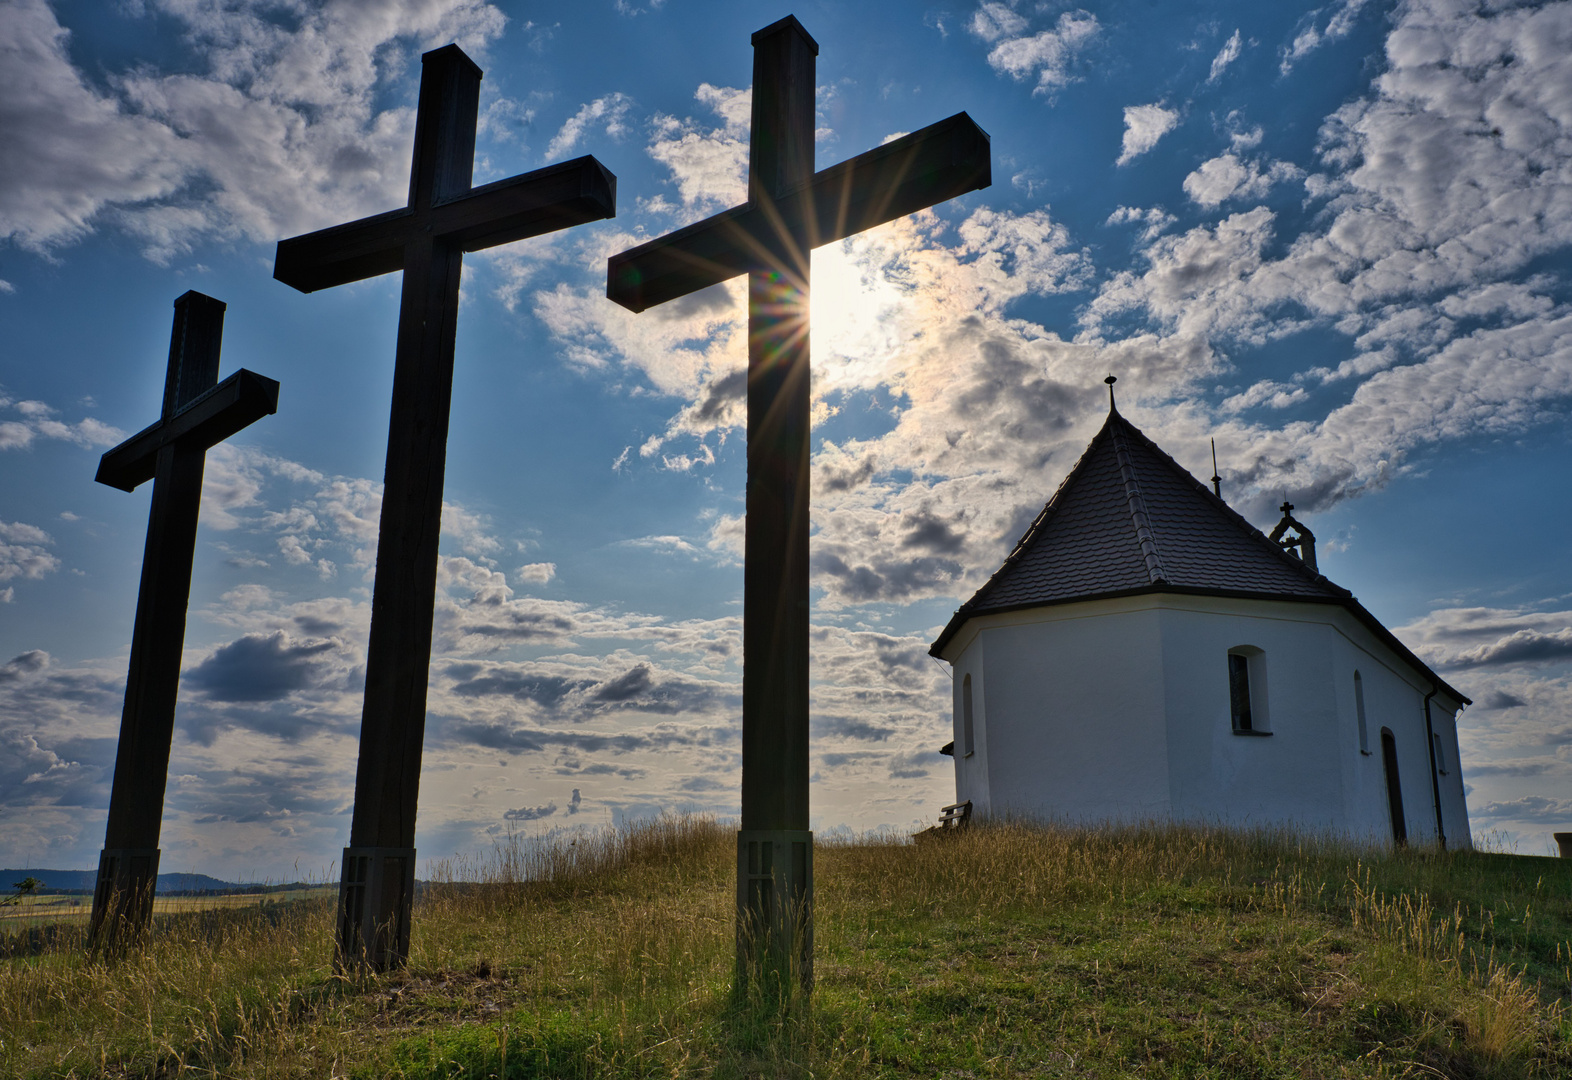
xmin=89 ymin=291 xmax=279 ymax=950
xmin=273 ymin=44 xmax=616 ymax=971
xmin=606 ymin=15 xmax=990 ymax=992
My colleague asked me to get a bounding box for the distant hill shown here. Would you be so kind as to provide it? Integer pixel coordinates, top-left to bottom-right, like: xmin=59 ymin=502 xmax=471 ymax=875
xmin=2 ymin=869 xmax=276 ymax=894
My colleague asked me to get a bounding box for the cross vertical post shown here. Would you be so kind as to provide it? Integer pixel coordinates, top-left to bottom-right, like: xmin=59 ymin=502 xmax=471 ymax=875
xmin=89 ymin=292 xmax=280 ymax=950
xmin=739 ymin=17 xmax=817 ymax=996
xmin=606 ymin=16 xmax=990 ymax=996
xmin=273 ymin=44 xmax=616 ymax=971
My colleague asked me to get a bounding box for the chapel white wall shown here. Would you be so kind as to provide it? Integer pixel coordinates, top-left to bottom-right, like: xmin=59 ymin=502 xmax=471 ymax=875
xmin=950 ymin=639 xmax=991 ymax=813
xmin=1157 ymin=603 xmax=1347 ymax=833
xmin=949 ymin=602 xmax=1170 ymax=823
xmin=945 ymin=594 xmax=1471 ymax=848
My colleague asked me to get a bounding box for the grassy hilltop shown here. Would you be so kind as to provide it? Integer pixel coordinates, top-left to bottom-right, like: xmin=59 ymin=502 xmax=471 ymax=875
xmin=3 ymin=816 xmax=1571 ymax=1078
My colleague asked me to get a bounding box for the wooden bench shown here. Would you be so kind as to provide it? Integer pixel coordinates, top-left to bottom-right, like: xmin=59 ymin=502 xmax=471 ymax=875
xmin=937 ymin=800 xmax=973 ymax=830
xmin=914 ymin=800 xmax=972 ymax=842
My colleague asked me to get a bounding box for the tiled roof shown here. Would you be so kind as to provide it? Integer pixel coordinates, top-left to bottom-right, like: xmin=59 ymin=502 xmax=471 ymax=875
xmin=929 ymin=408 xmax=1469 ymax=705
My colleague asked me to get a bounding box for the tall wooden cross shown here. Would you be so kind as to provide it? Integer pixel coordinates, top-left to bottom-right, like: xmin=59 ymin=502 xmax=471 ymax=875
xmin=89 ymin=291 xmax=280 ymax=949
xmin=606 ymin=15 xmax=990 ymax=992
xmin=273 ymin=44 xmax=616 ymax=970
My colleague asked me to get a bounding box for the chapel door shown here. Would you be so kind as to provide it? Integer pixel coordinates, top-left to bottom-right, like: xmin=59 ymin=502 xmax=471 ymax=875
xmin=1380 ymin=728 xmax=1407 ymax=847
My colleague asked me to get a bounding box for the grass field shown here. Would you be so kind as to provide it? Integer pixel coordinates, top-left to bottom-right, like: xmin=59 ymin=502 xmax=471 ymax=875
xmin=0 ymin=887 xmax=337 ymax=932
xmin=2 ymin=816 xmax=1570 ymax=1078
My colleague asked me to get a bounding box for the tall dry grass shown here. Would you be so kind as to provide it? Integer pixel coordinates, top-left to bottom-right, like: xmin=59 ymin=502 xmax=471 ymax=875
xmin=1 ymin=814 xmax=1568 ymax=1078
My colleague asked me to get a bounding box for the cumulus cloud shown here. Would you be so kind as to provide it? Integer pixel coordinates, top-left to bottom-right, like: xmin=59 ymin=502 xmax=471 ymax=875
xmin=1085 ymin=4 xmax=1572 ymax=518
xmin=1396 ymin=607 xmax=1572 ymax=670
xmin=1106 ymin=205 xmax=1175 ymax=241
xmin=1182 ymin=152 xmax=1303 ymax=206
xmin=443 ymin=657 xmax=725 ymax=720
xmin=1471 ymin=795 xmax=1572 ymax=826
xmin=0 ymin=393 xmax=123 ymax=453
xmin=645 ymin=84 xmax=751 ymax=215
xmin=503 ymin=802 xmax=557 ymax=821
xmin=0 ymin=0 xmax=508 ymax=260
xmin=970 ymin=5 xmax=1099 ymax=96
xmin=1117 ymin=104 xmax=1180 ymax=166
xmin=0 ymin=520 xmax=60 ymax=583
xmin=0 ymin=650 xmax=50 ymax=683
xmin=0 ymin=724 xmax=107 ymax=810
xmin=183 ymin=631 xmax=349 ymax=702
xmin=1219 ymin=379 xmax=1307 ymax=414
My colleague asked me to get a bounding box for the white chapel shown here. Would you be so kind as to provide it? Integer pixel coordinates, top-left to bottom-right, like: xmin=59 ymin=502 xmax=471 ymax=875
xmin=929 ymin=392 xmax=1472 ymax=849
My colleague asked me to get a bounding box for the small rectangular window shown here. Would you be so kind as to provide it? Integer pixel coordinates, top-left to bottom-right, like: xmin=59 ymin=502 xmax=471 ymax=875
xmin=1433 ymin=732 xmax=1446 ymax=774
xmin=1229 ymin=653 xmax=1252 ymax=732
xmin=1354 ymin=671 xmax=1370 ymax=755
xmin=962 ymin=673 xmax=975 ymax=758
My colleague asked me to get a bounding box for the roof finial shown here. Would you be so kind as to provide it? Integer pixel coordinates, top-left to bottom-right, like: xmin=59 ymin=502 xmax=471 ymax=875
xmin=1210 ymin=438 xmax=1222 ymax=499
xmin=1104 ymin=374 xmax=1117 ymax=411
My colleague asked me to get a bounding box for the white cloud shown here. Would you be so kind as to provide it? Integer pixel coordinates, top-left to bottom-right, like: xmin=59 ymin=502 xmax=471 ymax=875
xmin=1070 ymin=0 xmax=1572 ymax=522
xmin=1117 ymin=103 xmax=1180 ymax=166
xmin=645 ymin=84 xmax=751 ymax=215
xmin=441 ymin=502 xmax=502 ymax=559
xmin=278 ymin=535 xmax=314 ymax=566
xmin=0 ymin=394 xmax=123 ymax=452
xmin=1181 ymin=152 xmax=1303 ymax=207
xmin=1208 ymin=29 xmax=1243 ymax=83
xmin=545 ymin=93 xmax=633 ymax=160
xmin=517 ymin=561 xmax=556 ymax=583
xmin=1281 ymin=0 xmax=1372 ymax=75
xmin=1219 ymin=380 xmax=1307 ymax=414
xmin=1396 ymin=607 xmax=1572 ymax=670
xmin=0 ymin=422 xmax=33 ymax=451
xmin=0 ymin=0 xmax=509 ymax=260
xmin=0 ymin=0 xmax=188 ymax=253
xmin=0 ymin=520 xmax=59 ymax=582
xmin=971 ymin=6 xmax=1099 ymax=96
xmin=1105 ymin=205 xmax=1175 ymax=241
xmin=968 ymin=2 xmax=1027 ymax=43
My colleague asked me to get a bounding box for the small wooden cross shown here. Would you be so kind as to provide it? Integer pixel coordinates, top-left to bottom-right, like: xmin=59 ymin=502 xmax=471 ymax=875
xmin=89 ymin=291 xmax=279 ymax=950
xmin=274 ymin=44 xmax=616 ymax=971
xmin=606 ymin=15 xmax=990 ymax=993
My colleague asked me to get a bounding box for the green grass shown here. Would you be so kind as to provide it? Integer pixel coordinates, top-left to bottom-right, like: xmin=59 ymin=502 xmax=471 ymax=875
xmin=3 ymin=816 xmax=1570 ymax=1078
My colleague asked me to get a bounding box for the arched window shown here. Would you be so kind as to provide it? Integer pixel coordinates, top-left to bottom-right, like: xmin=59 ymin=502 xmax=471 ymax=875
xmin=962 ymin=673 xmax=975 ymax=758
xmin=1227 ymin=647 xmax=1270 ymax=734
xmin=1354 ymin=671 xmax=1370 ymax=755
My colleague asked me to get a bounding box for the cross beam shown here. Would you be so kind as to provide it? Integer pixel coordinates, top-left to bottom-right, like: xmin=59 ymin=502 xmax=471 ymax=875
xmin=609 ymin=112 xmax=989 ymax=312
xmin=89 ymin=291 xmax=279 ymax=950
xmin=606 ymin=16 xmax=989 ymax=996
xmin=273 ymin=43 xmax=616 ymax=971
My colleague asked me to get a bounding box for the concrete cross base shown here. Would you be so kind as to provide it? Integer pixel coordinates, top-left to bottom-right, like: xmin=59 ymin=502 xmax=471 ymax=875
xmin=336 ymin=846 xmax=416 ymax=971
xmin=735 ymin=829 xmax=813 ymax=995
xmin=88 ymin=847 xmax=161 ymax=949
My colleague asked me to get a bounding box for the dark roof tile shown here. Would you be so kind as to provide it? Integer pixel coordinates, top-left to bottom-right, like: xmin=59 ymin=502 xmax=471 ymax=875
xmin=928 ymin=407 xmax=1468 ymax=704
xmin=942 ymin=408 xmax=1342 ymax=617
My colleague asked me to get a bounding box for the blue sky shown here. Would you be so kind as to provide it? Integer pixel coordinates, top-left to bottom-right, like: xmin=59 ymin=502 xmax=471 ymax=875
xmin=3 ymin=0 xmax=1571 ymax=880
